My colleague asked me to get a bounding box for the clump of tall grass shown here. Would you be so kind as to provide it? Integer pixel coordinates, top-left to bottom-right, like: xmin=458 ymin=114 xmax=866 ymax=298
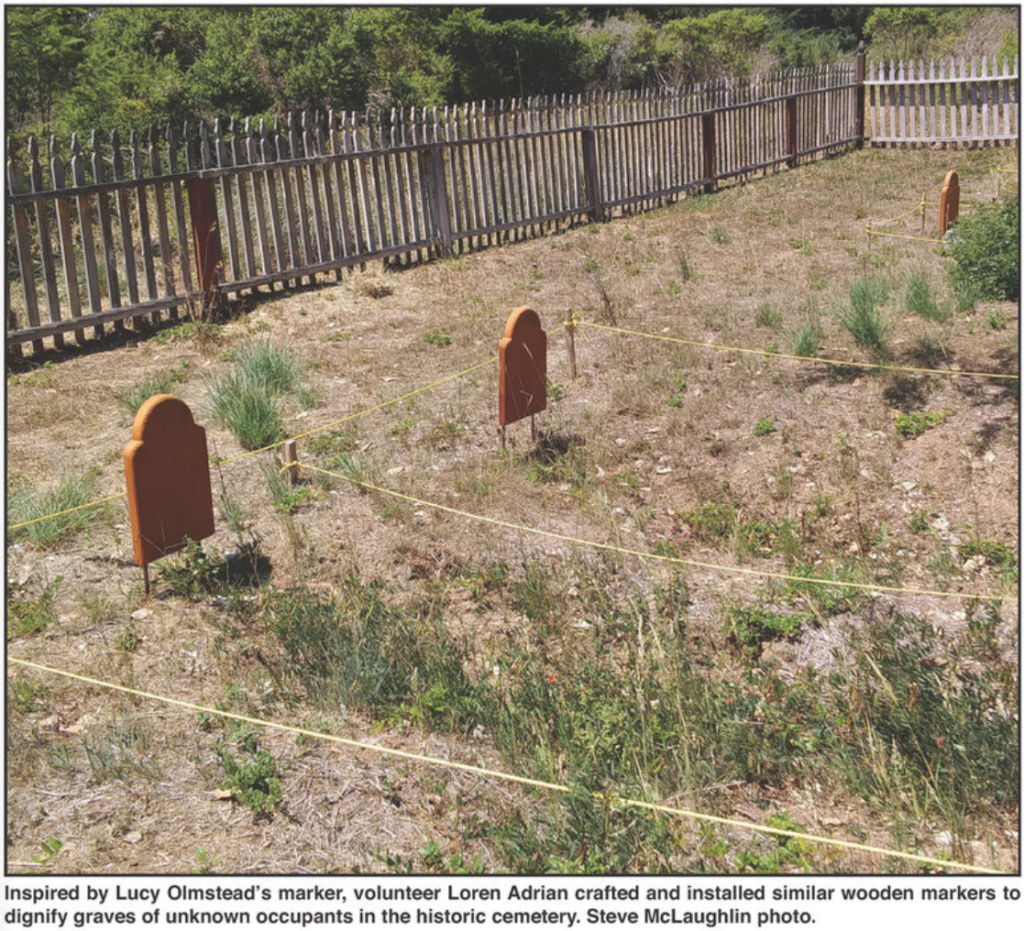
xmin=904 ymin=273 xmax=950 ymax=322
xmin=839 ymin=277 xmax=892 ymax=356
xmin=116 ymin=368 xmax=186 ymax=416
xmin=208 ymin=341 xmax=311 ymax=450
xmin=791 ymin=323 xmax=819 ymax=357
xmin=7 ymin=469 xmax=106 ymax=547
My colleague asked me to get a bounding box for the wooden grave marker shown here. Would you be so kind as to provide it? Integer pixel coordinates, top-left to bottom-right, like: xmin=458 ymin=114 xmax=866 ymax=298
xmin=124 ymin=395 xmax=215 ymax=584
xmin=939 ymin=170 xmax=960 ymax=235
xmin=498 ymin=306 xmax=546 ymax=444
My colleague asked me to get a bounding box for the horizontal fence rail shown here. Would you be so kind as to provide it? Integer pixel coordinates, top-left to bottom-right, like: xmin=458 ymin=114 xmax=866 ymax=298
xmin=0 ymin=59 xmax=888 ymax=353
xmin=867 ymin=55 xmax=1019 ymax=144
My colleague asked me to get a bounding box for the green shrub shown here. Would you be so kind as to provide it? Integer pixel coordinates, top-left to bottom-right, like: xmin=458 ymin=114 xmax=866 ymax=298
xmin=839 ymin=277 xmax=892 ymax=354
xmin=705 ymin=226 xmax=729 ymax=244
xmin=947 ymin=196 xmax=1019 ymax=301
xmin=753 ymin=417 xmax=776 ymax=437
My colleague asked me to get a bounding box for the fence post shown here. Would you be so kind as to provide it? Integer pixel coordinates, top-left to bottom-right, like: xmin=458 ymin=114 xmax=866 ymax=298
xmin=422 ymin=144 xmax=452 ymax=256
xmin=785 ymin=95 xmax=798 ymax=168
xmin=185 ymin=178 xmax=221 ymax=311
xmin=855 ymin=41 xmax=867 ymax=148
xmin=581 ymin=127 xmax=604 ymax=221
xmin=701 ymin=112 xmax=716 ymax=193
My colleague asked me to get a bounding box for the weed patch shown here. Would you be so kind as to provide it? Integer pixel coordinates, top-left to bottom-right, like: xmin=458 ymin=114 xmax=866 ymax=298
xmin=894 ymin=410 xmax=944 ymax=438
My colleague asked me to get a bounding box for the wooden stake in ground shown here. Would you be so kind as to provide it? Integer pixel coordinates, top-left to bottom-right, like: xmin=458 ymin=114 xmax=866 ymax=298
xmin=285 ymin=440 xmax=299 ymax=485
xmin=124 ymin=395 xmax=216 ymax=586
xmin=498 ymin=306 xmax=547 ymax=447
xmin=939 ymin=170 xmax=960 ymax=235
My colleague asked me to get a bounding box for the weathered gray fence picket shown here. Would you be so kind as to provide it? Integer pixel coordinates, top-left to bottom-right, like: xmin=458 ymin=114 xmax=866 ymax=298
xmin=0 ymin=56 xmax=916 ymax=353
xmin=867 ymin=55 xmax=1019 ymax=144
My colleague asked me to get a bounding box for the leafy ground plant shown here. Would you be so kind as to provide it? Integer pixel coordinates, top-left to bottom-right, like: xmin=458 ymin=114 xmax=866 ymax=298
xmin=7 ymin=576 xmax=62 ymax=639
xmin=215 ymin=743 xmax=282 ymax=814
xmin=894 ymin=410 xmax=944 ymax=438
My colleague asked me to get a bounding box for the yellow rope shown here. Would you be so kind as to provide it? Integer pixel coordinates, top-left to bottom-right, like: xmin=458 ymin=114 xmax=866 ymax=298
xmin=6 ymin=358 xmax=497 ymax=533
xmin=7 ymin=657 xmax=1006 ymax=875
xmin=866 ymin=229 xmax=944 ymax=244
xmin=578 ymin=320 xmax=1019 ymax=381
xmin=299 ymin=462 xmax=1013 ymax=603
xmin=868 ymin=200 xmax=926 ymax=227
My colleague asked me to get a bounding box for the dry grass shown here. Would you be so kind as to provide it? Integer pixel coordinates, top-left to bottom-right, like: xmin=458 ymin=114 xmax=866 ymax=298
xmin=6 ymin=145 xmax=1019 ymax=875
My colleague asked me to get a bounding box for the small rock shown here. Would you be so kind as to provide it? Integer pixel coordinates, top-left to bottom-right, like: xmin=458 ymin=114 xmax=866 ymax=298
xmin=124 ymin=832 xmax=143 ymax=845
xmin=901 ymin=481 xmax=917 ymax=492
xmin=615 ymin=438 xmax=627 ymax=446
xmin=386 ymin=466 xmax=404 ymax=475
xmin=934 ymin=831 xmax=953 ymax=846
xmin=131 ymin=609 xmax=153 ymax=621
xmin=656 ymin=466 xmax=673 ymax=475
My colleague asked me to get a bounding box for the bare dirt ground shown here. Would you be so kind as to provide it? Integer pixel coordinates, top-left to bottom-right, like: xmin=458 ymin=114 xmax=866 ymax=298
xmin=6 ymin=145 xmax=1019 ymax=875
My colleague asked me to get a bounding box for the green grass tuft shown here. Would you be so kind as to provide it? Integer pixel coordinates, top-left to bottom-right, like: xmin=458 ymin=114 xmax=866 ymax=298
xmin=7 ymin=469 xmax=107 ymax=547
xmin=791 ymin=323 xmax=819 ymax=357
xmin=904 ymin=274 xmax=949 ymax=322
xmin=208 ymin=341 xmax=308 ymax=450
xmin=839 ymin=277 xmax=892 ymax=355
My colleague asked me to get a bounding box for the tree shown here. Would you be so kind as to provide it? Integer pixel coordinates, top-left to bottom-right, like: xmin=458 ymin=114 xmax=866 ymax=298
xmin=865 ymin=8 xmax=942 ymax=60
xmin=659 ymin=9 xmax=771 ymax=83
xmin=5 ymin=7 xmax=87 ymax=132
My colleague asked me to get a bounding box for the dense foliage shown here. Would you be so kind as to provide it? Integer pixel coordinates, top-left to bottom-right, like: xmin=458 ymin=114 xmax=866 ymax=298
xmin=5 ymin=6 xmax=1010 ymax=139
xmin=947 ymin=196 xmax=1020 ymax=302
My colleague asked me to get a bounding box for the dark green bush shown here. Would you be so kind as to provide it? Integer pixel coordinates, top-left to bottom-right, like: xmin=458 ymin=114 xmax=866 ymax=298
xmin=947 ymin=196 xmax=1019 ymax=302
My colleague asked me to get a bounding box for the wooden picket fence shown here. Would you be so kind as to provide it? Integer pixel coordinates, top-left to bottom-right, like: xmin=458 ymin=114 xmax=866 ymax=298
xmin=4 ymin=60 xmax=864 ymax=354
xmin=867 ymin=55 xmax=1019 ymax=144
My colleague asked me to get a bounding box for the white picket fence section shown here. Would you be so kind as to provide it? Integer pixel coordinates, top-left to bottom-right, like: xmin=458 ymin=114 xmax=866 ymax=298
xmin=866 ymin=55 xmax=1019 ymax=144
